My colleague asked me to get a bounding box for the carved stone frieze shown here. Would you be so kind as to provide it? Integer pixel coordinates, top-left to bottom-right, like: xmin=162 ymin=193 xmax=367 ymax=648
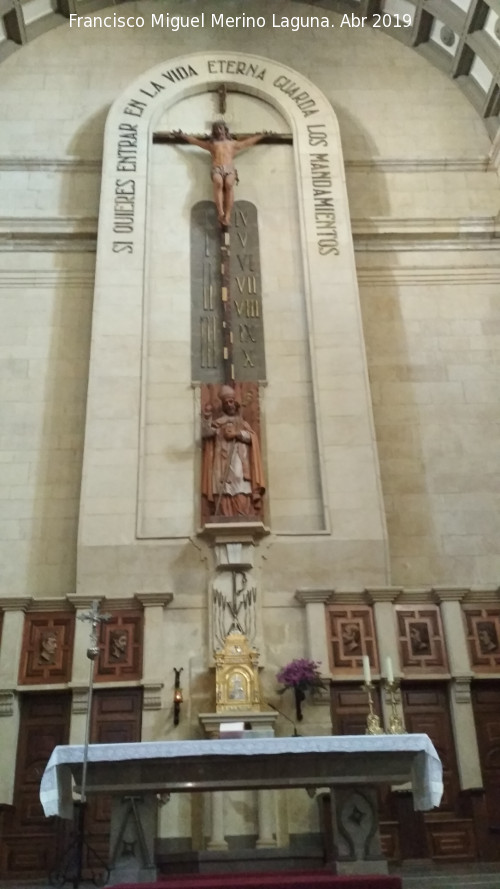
xmin=0 ymin=689 xmax=15 ymax=717
xmin=452 ymin=676 xmax=472 ymax=704
xmin=71 ymin=688 xmax=89 ymax=715
xmin=143 ymin=682 xmax=164 ymax=710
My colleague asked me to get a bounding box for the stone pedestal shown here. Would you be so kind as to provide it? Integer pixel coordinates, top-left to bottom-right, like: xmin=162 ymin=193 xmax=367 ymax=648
xmin=199 ymin=711 xmax=278 ymax=738
xmin=199 ymin=711 xmax=278 ymax=851
xmin=108 ymin=794 xmax=158 ymax=885
xmin=329 ymin=785 xmax=388 ymax=875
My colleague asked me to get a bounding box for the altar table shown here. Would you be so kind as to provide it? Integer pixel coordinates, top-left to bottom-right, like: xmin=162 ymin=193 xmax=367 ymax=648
xmin=40 ymin=734 xmax=442 ymax=882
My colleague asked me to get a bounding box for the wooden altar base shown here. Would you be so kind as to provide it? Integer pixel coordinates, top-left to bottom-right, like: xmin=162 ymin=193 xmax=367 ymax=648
xmin=112 ymin=873 xmax=402 ymax=889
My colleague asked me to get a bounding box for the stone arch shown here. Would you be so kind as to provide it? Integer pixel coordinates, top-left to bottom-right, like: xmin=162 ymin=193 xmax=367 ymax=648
xmin=80 ymin=50 xmax=386 ymax=559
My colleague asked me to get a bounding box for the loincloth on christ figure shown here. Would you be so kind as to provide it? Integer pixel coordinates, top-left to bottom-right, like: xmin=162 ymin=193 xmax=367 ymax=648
xmin=211 ymin=163 xmax=239 ymax=184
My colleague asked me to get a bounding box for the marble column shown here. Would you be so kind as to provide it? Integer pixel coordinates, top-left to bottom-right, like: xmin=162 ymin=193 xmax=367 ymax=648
xmin=256 ymin=789 xmax=276 ymax=847
xmin=136 ymin=592 xmax=173 ymax=739
xmin=207 ymin=790 xmax=228 ymax=850
xmin=294 ymin=589 xmax=332 ymax=672
xmin=433 ymin=587 xmax=482 ymax=789
xmin=0 ymin=597 xmax=31 ymax=803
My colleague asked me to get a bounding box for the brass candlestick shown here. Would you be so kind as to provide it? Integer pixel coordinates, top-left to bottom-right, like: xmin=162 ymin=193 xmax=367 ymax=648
xmin=362 ymin=682 xmax=384 ymax=735
xmin=385 ymin=679 xmax=406 ymax=735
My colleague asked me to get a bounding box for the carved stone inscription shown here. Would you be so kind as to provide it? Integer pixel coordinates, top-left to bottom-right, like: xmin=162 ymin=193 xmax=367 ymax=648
xmin=230 ymin=201 xmax=265 ymax=381
xmin=191 ymin=201 xmax=222 ymax=381
xmin=191 ymin=200 xmax=265 ymax=382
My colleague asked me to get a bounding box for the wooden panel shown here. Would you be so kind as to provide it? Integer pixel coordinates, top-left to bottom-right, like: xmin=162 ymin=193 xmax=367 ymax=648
xmin=395 ymin=606 xmax=448 ymax=674
xmin=330 ymin=682 xmax=381 ymax=736
xmin=401 ymin=684 xmax=458 ymax=811
xmin=426 ymin=819 xmax=476 ymax=860
xmin=379 ymin=822 xmax=400 ymax=862
xmin=84 ymin=688 xmax=143 ymax=865
xmin=472 ymin=680 xmax=500 ymax=852
xmin=95 ymin=610 xmax=143 ymax=682
xmin=18 ymin=612 xmax=74 ymax=685
xmin=0 ymin=692 xmax=71 ymax=878
xmin=398 ymin=682 xmax=476 ymax=862
xmin=464 ymin=608 xmax=500 ymax=672
xmin=327 ymin=606 xmax=379 ymax=675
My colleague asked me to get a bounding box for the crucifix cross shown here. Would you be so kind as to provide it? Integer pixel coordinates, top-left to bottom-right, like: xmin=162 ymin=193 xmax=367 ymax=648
xmin=217 ymin=84 xmax=227 ymax=115
xmin=78 ymin=599 xmax=111 ymax=659
xmin=154 ymin=102 xmax=290 ymax=385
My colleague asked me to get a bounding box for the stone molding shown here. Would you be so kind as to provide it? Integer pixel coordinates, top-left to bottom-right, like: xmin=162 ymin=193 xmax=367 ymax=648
xmin=347 ymin=157 xmax=489 ymax=173
xmin=366 ymin=587 xmax=402 ymax=604
xmin=25 ymin=598 xmax=73 ymax=612
xmin=198 ymin=523 xmax=270 ymax=547
xmin=394 ymin=588 xmax=435 ymax=605
xmin=295 ymin=589 xmax=333 ymax=605
xmin=143 ymin=682 xmax=164 ymax=710
xmin=0 ymin=597 xmax=32 ymax=612
xmin=66 ymin=595 xmax=106 ymax=610
xmin=3 ymin=216 xmax=500 ymax=258
xmin=0 ymin=690 xmax=15 ymax=717
xmin=135 ymin=593 xmax=174 ymax=608
xmin=356 ymin=265 xmax=500 ymax=284
xmin=328 ymin=590 xmax=370 ymax=605
xmin=464 ymin=586 xmax=500 ymax=603
xmin=101 ymin=596 xmax=147 ymax=610
xmin=0 ymin=156 xmax=490 ymax=175
xmin=0 ymin=157 xmax=101 ymax=172
xmin=0 ymin=270 xmax=95 ymax=288
xmin=432 ymin=587 xmax=468 ymax=604
xmin=71 ymin=687 xmax=88 ymax=715
xmin=452 ymin=676 xmax=473 ymax=704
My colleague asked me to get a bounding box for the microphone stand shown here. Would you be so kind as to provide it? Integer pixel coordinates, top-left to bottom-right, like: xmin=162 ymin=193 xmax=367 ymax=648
xmin=267 ymin=702 xmax=301 ymax=737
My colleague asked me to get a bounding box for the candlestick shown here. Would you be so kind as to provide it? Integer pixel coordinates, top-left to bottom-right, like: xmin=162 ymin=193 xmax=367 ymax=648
xmin=362 ymin=655 xmax=371 ymax=685
xmin=384 ymin=676 xmax=406 ymax=735
xmin=362 ymin=680 xmax=384 ymax=735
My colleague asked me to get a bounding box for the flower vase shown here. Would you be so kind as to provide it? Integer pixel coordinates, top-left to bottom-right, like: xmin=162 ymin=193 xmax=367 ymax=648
xmin=294 ymin=685 xmax=306 ymax=721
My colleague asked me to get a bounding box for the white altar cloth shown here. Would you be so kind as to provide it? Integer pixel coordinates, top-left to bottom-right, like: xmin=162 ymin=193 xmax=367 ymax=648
xmin=40 ymin=733 xmax=443 ymax=821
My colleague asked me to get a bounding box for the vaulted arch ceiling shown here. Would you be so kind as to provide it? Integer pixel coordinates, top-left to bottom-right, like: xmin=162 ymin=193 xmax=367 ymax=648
xmin=1 ymin=0 xmax=500 ymax=139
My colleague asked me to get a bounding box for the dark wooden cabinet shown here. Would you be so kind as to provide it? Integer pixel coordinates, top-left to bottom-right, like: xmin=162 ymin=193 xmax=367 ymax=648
xmin=84 ymin=687 xmax=143 ymax=866
xmin=0 ymin=692 xmax=71 ymax=878
xmin=399 ymin=683 xmax=476 ymax=862
xmin=0 ymin=687 xmax=143 ymax=880
xmin=472 ymin=681 xmax=500 ymax=860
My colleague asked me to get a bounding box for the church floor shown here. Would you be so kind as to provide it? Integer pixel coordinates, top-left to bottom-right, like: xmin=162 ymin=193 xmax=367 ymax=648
xmin=1 ymin=865 xmax=500 ymax=889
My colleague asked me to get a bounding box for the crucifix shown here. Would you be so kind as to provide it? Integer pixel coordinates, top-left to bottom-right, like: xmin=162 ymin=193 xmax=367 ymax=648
xmin=153 ymin=98 xmax=290 ymax=229
xmin=154 ymin=96 xmax=290 ymax=518
xmin=153 ymin=88 xmax=290 ymax=384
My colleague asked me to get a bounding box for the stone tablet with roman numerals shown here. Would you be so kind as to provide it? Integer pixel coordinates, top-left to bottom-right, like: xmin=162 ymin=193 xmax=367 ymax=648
xmin=191 ymin=200 xmax=266 ymax=382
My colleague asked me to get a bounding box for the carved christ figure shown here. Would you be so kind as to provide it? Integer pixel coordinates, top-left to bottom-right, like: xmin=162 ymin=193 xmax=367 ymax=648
xmin=201 ymin=385 xmax=265 ymax=518
xmin=175 ymin=121 xmax=266 ymax=225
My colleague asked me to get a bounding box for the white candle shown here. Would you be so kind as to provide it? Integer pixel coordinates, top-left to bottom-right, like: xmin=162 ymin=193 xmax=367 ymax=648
xmin=386 ymin=656 xmax=394 ymax=684
xmin=362 ymin=655 xmax=371 ymax=685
